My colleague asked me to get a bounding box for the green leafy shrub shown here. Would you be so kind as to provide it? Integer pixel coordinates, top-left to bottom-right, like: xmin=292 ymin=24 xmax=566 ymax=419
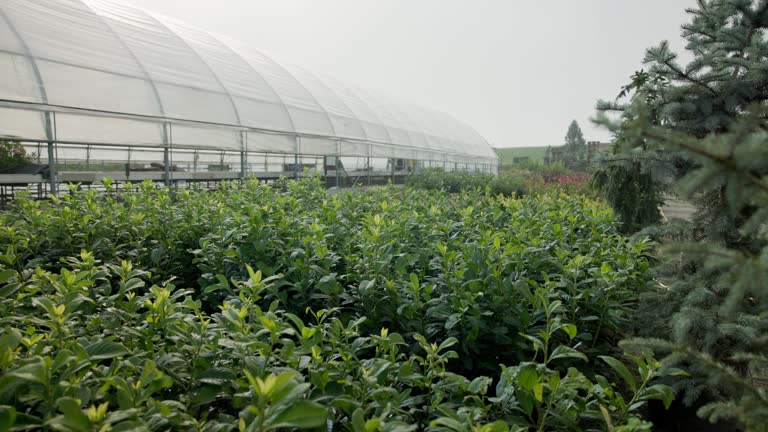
xmin=2 ymin=179 xmax=647 ymax=372
xmin=406 ymin=169 xmax=498 ymax=194
xmin=0 ymin=251 xmax=674 ymax=431
xmin=489 ymin=173 xmax=527 ymax=197
xmin=0 ymin=178 xmax=675 ymax=430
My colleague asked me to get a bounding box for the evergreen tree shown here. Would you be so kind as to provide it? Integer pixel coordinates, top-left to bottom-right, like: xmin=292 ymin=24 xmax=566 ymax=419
xmin=594 ymin=0 xmax=768 ymax=236
xmin=562 ymin=120 xmax=588 ymax=169
xmin=622 ymin=109 xmax=768 ymax=431
xmin=594 ymin=0 xmax=768 ymax=429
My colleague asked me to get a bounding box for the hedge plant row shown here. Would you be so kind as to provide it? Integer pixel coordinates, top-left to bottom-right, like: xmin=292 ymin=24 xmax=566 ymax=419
xmin=0 ymin=178 xmax=676 ymax=431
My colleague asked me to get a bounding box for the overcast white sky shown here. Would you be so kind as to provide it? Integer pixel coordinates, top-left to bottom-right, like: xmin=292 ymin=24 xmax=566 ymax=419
xmin=128 ymin=0 xmax=696 ymax=148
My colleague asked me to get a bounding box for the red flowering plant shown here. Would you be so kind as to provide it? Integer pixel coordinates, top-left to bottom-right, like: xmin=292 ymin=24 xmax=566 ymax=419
xmin=524 ymin=171 xmax=593 ymax=196
xmin=0 ymin=140 xmax=32 ymax=171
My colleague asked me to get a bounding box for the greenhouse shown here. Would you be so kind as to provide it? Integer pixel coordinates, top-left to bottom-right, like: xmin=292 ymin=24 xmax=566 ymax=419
xmin=0 ymin=0 xmax=498 ymax=192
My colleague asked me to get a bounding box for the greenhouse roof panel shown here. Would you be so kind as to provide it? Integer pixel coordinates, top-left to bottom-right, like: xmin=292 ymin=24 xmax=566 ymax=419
xmin=0 ymin=0 xmax=498 ymax=163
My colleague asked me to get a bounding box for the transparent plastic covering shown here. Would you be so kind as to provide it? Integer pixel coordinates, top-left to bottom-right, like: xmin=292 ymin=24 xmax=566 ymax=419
xmin=0 ymin=0 xmax=498 ymax=165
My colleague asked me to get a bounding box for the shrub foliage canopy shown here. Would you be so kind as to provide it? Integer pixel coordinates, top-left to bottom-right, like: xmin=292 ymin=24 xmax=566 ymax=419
xmin=0 ymin=179 xmax=673 ymax=431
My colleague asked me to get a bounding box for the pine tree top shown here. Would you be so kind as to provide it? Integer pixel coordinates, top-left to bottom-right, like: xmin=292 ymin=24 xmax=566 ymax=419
xmin=565 ymin=120 xmax=587 ymax=147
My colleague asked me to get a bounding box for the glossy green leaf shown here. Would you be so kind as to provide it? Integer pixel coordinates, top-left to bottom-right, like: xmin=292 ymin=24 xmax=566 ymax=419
xmin=0 ymin=406 xmax=16 ymax=432
xmin=266 ymin=401 xmax=326 ymax=430
xmin=53 ymin=397 xmax=90 ymax=431
xmin=561 ymin=324 xmax=578 ymax=339
xmin=599 ymin=356 xmax=637 ymax=391
xmin=85 ymin=341 xmax=129 ymax=360
xmin=549 ymin=345 xmax=587 ymax=362
xmin=517 ymin=367 xmax=538 ymax=391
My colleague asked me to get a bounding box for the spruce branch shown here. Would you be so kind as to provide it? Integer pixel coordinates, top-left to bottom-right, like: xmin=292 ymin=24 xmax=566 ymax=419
xmin=729 ymin=27 xmax=756 ymax=79
xmin=640 ymin=127 xmax=768 ymax=196
xmin=660 ymin=59 xmax=721 ymax=96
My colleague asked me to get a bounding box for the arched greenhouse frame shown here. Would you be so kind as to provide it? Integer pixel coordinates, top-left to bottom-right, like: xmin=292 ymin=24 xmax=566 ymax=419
xmin=0 ymin=0 xmax=498 ymax=196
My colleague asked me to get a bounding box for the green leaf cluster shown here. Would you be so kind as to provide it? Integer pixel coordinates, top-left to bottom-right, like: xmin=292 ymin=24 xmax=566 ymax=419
xmin=0 ymin=179 xmax=673 ymax=430
xmin=405 ymin=169 xmax=528 ymax=198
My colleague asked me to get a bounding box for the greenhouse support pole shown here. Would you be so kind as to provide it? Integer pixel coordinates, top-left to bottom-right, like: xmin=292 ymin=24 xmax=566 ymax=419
xmin=294 ymin=136 xmax=300 ymax=179
xmin=336 ymin=141 xmax=341 ymax=188
xmin=163 ymin=148 xmax=170 ymax=186
xmin=367 ymin=143 xmax=372 ymax=186
xmin=240 ymin=131 xmax=247 ymax=179
xmin=126 ymin=147 xmax=132 ymax=182
xmin=44 ymin=111 xmax=57 ymax=195
xmin=162 ymin=123 xmax=171 ymax=187
xmin=390 ymin=156 xmax=395 ymax=185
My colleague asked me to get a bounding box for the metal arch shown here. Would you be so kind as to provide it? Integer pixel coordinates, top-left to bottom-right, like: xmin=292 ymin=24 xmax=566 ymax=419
xmin=0 ymin=4 xmax=57 ymax=192
xmin=143 ymin=11 xmax=242 ymax=126
xmin=208 ymin=35 xmax=298 ymax=136
xmin=0 ymin=7 xmax=49 ymax=104
xmin=203 ymin=37 xmax=338 ymax=140
xmin=0 ymin=4 xmax=55 ymax=144
xmin=78 ymin=0 xmax=167 ymax=121
xmin=254 ymin=50 xmax=339 ymax=138
xmin=287 ymin=65 xmax=369 ymax=143
xmin=375 ymin=94 xmax=436 ymax=155
xmin=395 ymin=102 xmax=460 ymax=157
xmin=319 ymin=73 xmax=394 ymax=147
xmin=436 ymin=109 xmax=497 ymax=159
xmin=399 ymin=103 xmax=467 ymax=158
xmin=350 ymin=85 xmax=413 ymax=148
xmin=77 ymin=0 xmax=173 ymax=185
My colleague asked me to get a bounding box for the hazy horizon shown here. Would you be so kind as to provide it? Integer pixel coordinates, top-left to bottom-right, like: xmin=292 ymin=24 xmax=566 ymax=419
xmin=127 ymin=0 xmax=696 ymax=149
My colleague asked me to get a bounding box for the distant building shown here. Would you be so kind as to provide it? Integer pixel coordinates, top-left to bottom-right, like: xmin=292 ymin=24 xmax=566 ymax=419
xmin=494 ymin=147 xmax=550 ymax=165
xmin=495 ymin=142 xmax=611 ymax=168
xmin=547 ymin=141 xmax=610 ymax=165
